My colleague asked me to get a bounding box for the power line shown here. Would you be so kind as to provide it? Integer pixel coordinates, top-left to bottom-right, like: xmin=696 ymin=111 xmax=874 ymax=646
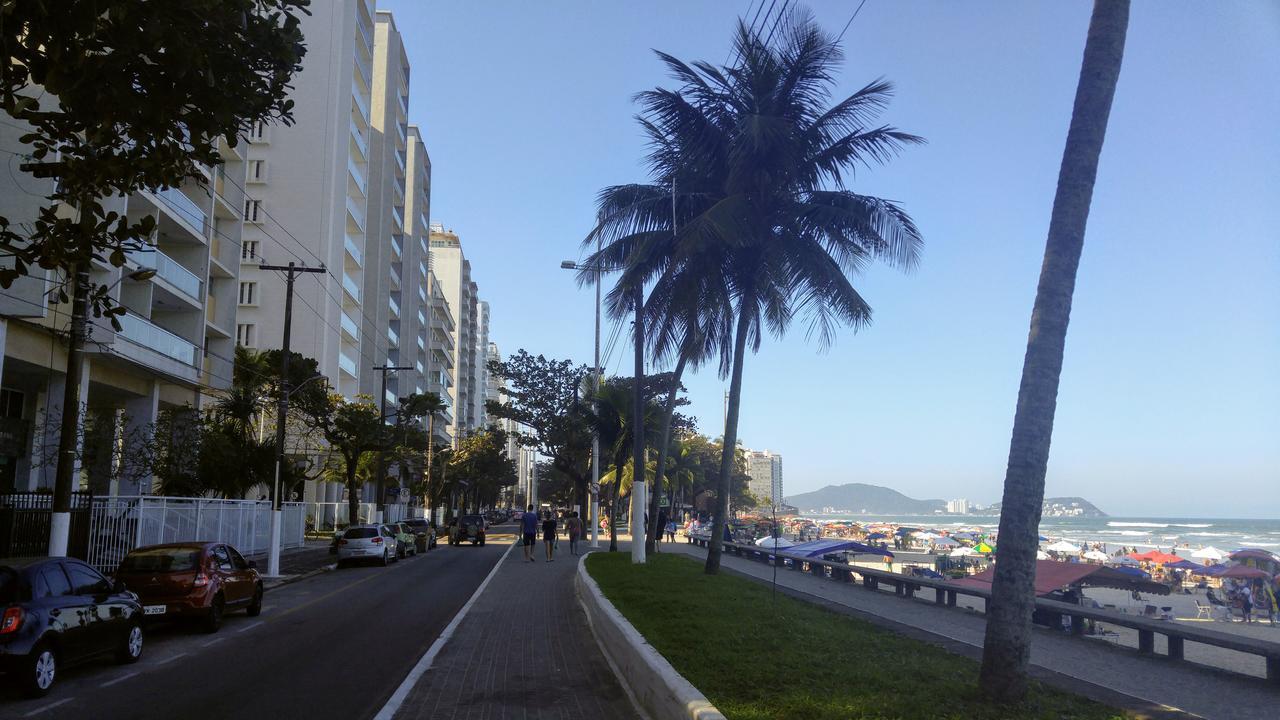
xmin=761 ymin=0 xmax=791 ymax=50
xmin=836 ymin=0 xmax=869 ymax=43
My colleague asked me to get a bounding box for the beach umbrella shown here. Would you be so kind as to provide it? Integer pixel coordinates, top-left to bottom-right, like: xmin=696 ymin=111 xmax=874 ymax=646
xmin=1083 ymin=549 xmax=1109 ymax=562
xmin=1112 ymin=556 xmax=1141 ymax=566
xmin=1112 ymin=566 xmax=1151 ymax=580
xmin=1218 ymin=565 xmax=1272 ymax=580
xmin=1228 ymin=549 xmax=1279 ymax=563
xmin=1045 ymin=540 xmax=1082 ymax=553
xmin=1192 ymin=564 xmax=1227 ymax=577
xmin=933 ymin=537 xmax=960 ymax=548
xmin=950 ymin=547 xmax=976 ymax=557
xmin=866 ymin=532 xmax=887 ymax=541
xmin=755 ymin=536 xmax=795 ymax=549
xmin=895 ymin=527 xmax=920 ymax=536
xmin=973 ymin=542 xmax=994 ymax=554
xmin=1191 ymin=546 xmax=1225 ymax=561
xmin=1036 ymin=550 xmax=1050 ymax=560
xmin=1165 ymin=559 xmax=1204 ymax=571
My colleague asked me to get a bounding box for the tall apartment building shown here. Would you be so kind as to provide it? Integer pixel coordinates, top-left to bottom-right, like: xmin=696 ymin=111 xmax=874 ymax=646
xmin=427 ymin=224 xmax=481 ymax=440
xmin=235 ymin=0 xmax=377 ymax=399
xmin=425 ymin=271 xmax=455 ymax=445
xmin=745 ymin=449 xmax=784 ymax=508
xmin=0 ymin=112 xmax=249 ymax=493
xmin=472 ymin=301 xmax=491 ymax=427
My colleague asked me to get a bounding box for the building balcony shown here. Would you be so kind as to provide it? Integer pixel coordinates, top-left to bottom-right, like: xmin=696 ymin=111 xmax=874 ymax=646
xmin=354 ymin=46 xmax=373 ymax=89
xmin=393 ymin=149 xmax=406 ymax=176
xmin=127 ymin=247 xmax=202 ymax=304
xmin=344 ymin=234 xmax=363 ymax=268
xmin=342 ymin=272 xmax=361 ymax=304
xmin=397 ymin=93 xmax=408 ymax=116
xmin=346 ymin=195 xmax=366 ymax=232
xmin=341 ymin=309 xmax=359 ymax=341
xmin=390 ymin=234 xmax=403 ymax=260
xmin=95 ymin=312 xmax=201 ymax=384
xmin=154 ymin=187 xmax=208 ymax=239
xmin=388 ymin=262 xmax=401 ymax=289
xmin=338 ymin=349 xmax=358 ymax=378
xmin=352 ymin=85 xmax=371 ymax=123
xmin=389 ymin=294 xmax=400 ymax=318
xmin=350 ymin=119 xmax=369 ymax=159
xmin=387 ymin=325 xmax=399 ymax=347
xmin=391 ymin=205 xmax=404 ymax=231
xmin=348 ymin=157 xmax=367 ymax=196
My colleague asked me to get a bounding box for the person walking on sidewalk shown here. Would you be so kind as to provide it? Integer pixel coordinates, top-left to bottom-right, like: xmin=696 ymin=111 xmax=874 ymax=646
xmin=542 ymin=510 xmax=558 ymax=562
xmin=521 ymin=505 xmax=539 ymax=562
xmin=565 ymin=511 xmax=582 ymax=555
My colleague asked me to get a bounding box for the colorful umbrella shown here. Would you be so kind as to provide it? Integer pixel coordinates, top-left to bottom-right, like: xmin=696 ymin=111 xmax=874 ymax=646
xmin=1218 ymin=565 xmax=1272 ymax=580
xmin=973 ymin=542 xmax=994 ymax=554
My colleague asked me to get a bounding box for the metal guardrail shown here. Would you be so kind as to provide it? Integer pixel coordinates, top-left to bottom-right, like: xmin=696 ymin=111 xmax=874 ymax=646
xmin=689 ymin=536 xmax=1280 ymax=685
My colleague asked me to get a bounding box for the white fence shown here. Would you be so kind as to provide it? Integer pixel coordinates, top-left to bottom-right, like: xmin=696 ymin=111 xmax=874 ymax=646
xmin=300 ymin=502 xmax=426 ymax=534
xmin=86 ymin=496 xmax=305 ymax=572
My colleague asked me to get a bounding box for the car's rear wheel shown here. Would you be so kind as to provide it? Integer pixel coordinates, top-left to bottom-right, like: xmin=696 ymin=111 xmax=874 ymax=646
xmin=380 ymin=549 xmax=389 ymax=567
xmin=479 ymin=537 xmax=485 ymax=546
xmin=22 ymin=643 xmax=57 ymax=697
xmin=246 ymin=584 xmax=264 ymax=617
xmin=203 ymin=593 xmax=225 ymax=633
xmin=116 ymin=623 xmax=144 ymax=664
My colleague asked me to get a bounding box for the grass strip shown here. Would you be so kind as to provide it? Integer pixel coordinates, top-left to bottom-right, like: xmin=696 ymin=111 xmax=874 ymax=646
xmin=587 ymin=552 xmax=1127 ymax=720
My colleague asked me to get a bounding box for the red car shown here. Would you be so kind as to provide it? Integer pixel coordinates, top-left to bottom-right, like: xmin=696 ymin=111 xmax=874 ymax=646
xmin=115 ymin=542 xmax=263 ymax=633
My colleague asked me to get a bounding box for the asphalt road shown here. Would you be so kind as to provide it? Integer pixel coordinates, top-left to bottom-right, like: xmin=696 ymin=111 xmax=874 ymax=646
xmin=1 ymin=526 xmax=517 ymax=720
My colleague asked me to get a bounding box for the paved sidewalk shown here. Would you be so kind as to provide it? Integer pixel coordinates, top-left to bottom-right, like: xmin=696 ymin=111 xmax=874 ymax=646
xmin=672 ymin=542 xmax=1276 ymax=720
xmin=391 ymin=543 xmax=640 ymax=720
xmin=250 ymin=539 xmax=336 ymax=588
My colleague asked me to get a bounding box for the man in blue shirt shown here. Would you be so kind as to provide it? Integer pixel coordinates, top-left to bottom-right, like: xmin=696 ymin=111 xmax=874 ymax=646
xmin=521 ymin=504 xmax=539 ymax=562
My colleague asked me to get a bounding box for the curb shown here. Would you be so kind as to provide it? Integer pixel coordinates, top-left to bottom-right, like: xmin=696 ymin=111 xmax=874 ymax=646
xmin=575 ymin=554 xmax=726 ymax=720
xmin=263 ymin=562 xmax=336 ymax=591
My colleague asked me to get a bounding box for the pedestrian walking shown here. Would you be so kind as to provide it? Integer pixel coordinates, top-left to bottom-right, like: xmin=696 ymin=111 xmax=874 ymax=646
xmin=521 ymin=504 xmax=539 ymax=562
xmin=655 ymin=509 xmax=668 ymax=552
xmin=542 ymin=510 xmax=558 ymax=562
xmin=565 ymin=511 xmax=582 ymax=555
xmin=665 ymin=519 xmax=676 ymax=544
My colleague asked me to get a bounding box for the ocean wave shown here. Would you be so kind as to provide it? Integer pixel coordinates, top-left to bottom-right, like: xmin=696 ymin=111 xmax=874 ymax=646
xmin=1186 ymin=532 xmax=1235 ymax=537
xmin=1098 ymin=530 xmax=1151 ymax=536
xmin=1109 ymin=522 xmax=1167 ymax=528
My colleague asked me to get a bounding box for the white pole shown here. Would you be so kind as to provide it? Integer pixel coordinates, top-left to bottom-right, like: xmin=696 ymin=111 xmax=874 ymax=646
xmin=590 ymin=238 xmax=602 ymax=548
xmin=267 ymin=459 xmax=282 ymax=577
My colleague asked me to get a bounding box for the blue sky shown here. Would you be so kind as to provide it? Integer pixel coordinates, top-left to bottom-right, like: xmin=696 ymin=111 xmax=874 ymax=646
xmin=380 ymin=1 xmax=1279 ymax=518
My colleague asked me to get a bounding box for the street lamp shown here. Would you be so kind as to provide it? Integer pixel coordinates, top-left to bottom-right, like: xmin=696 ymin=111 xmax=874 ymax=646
xmin=560 ymin=253 xmax=601 ymax=548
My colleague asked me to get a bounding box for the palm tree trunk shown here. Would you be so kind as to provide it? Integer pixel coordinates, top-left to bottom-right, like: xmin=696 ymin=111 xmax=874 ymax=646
xmin=647 ymin=353 xmax=688 ymax=553
xmin=706 ymin=310 xmax=750 ymax=575
xmin=979 ymin=0 xmax=1129 ymax=703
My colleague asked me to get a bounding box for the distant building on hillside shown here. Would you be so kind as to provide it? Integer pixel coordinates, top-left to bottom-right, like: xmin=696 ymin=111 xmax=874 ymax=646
xmin=946 ymin=498 xmax=970 ymax=514
xmin=745 ymin=449 xmax=783 ymax=508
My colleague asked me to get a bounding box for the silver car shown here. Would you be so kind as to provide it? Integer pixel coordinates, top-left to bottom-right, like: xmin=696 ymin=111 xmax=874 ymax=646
xmin=335 ymin=524 xmax=399 ymax=567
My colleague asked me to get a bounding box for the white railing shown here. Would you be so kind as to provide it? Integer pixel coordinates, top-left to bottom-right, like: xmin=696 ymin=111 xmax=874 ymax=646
xmin=86 ymin=496 xmax=305 ymax=573
xmin=301 ymin=502 xmax=377 ymax=533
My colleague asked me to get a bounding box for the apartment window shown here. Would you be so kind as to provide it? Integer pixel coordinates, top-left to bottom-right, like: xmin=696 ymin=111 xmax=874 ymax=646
xmin=241 ymin=240 xmax=259 ymax=262
xmin=248 ymin=121 xmax=268 ymax=143
xmin=247 ymin=159 xmax=267 ymax=183
xmin=243 ymin=198 xmax=263 ymax=223
xmin=236 ymin=324 xmax=256 ymax=348
xmin=0 ymin=388 xmax=25 ymax=419
xmin=238 ymin=281 xmax=257 ymax=305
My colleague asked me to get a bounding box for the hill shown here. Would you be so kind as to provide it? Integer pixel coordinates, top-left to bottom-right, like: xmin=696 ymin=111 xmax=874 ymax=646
xmin=988 ymin=496 xmax=1108 ymax=518
xmin=785 ymin=483 xmax=945 ymax=515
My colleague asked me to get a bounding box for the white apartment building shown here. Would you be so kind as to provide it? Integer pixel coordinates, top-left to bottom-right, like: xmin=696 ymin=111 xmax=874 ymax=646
xmin=235 ymin=0 xmax=377 ymax=399
xmin=946 ymin=498 xmax=970 ymax=514
xmin=425 ymin=270 xmax=455 ymax=446
xmin=472 ymin=301 xmax=491 ymax=427
xmin=0 ymin=116 xmax=249 ymax=494
xmin=427 ymin=224 xmax=482 ymax=439
xmin=745 ymin=449 xmax=784 ymax=508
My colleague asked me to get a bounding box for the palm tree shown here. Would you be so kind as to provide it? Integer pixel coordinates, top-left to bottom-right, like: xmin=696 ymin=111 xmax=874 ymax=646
xmin=979 ymin=0 xmax=1130 ymax=702
xmin=586 ymin=9 xmax=923 ymax=575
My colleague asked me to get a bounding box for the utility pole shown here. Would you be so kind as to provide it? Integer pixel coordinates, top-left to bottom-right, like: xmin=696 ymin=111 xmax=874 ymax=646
xmin=631 ymin=283 xmax=646 ymax=564
xmin=374 ymin=364 xmax=412 ymax=522
xmin=260 ymin=261 xmax=325 ymax=577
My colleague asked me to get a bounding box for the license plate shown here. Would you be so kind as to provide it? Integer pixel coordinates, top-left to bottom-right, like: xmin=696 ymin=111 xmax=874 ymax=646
xmin=144 ymin=605 xmax=167 ymax=616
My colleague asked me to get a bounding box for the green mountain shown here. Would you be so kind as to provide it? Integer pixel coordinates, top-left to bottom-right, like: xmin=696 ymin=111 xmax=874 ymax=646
xmin=989 ymin=496 xmax=1107 ymax=518
xmin=785 ymin=483 xmax=945 ymax=515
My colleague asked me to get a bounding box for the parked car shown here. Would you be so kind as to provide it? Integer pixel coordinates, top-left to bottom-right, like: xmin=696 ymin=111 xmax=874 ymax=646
xmin=0 ymin=557 xmax=144 ymax=697
xmin=449 ymin=515 xmax=487 ymax=546
xmin=389 ymin=523 xmax=417 ymax=559
xmin=115 ymin=543 xmax=262 ymax=633
xmin=400 ymin=519 xmax=437 ymax=550
xmin=336 ymin=525 xmax=398 ymax=567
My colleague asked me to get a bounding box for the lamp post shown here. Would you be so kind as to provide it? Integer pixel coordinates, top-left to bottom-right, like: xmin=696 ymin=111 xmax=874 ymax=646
xmin=560 ymin=251 xmax=601 ymax=548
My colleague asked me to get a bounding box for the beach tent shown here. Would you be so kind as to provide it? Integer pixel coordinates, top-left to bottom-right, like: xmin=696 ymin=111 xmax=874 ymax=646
xmin=866 ymin=532 xmax=888 ymax=540
xmin=1111 ymin=556 xmax=1141 ymax=566
xmin=755 ymin=536 xmax=796 ymax=550
xmin=1083 ymin=549 xmax=1110 ymax=562
xmin=1218 ymin=565 xmax=1272 ymax=580
xmin=787 ymin=539 xmax=894 ymax=559
xmin=932 ymin=537 xmax=960 ymax=548
xmin=951 ymin=560 xmax=1169 ymax=597
xmin=1192 ymin=564 xmax=1227 ymax=577
xmin=1112 ymin=566 xmax=1152 ymax=580
xmin=895 ymin=527 xmax=920 ymax=537
xmin=1128 ymin=550 xmax=1182 ymax=565
xmin=1045 ymin=540 xmax=1081 ymax=553
xmin=1191 ymin=546 xmax=1225 ymax=561
xmin=950 ymin=547 xmax=976 ymax=557
xmin=1165 ymin=559 xmax=1204 ymax=571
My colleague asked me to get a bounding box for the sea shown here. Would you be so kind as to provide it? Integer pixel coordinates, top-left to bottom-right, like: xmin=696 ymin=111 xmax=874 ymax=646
xmin=796 ymin=514 xmax=1280 ymax=554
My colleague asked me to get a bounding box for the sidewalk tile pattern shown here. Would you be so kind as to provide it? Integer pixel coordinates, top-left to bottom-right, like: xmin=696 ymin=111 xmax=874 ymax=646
xmin=393 ymin=545 xmax=639 ymax=720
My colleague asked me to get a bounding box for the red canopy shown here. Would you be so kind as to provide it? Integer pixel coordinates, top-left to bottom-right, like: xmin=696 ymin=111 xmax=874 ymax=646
xmin=951 ymin=560 xmax=1169 ymax=596
xmin=1127 ymin=550 xmax=1182 ymax=565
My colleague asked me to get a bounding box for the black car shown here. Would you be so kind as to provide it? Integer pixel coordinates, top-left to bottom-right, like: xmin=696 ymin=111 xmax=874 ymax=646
xmin=449 ymin=515 xmax=487 ymax=546
xmin=0 ymin=557 xmax=144 ymax=697
xmin=400 ymin=519 xmax=438 ymax=550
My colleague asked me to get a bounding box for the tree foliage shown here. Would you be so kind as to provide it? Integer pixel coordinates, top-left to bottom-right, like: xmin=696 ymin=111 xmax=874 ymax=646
xmin=0 ymin=0 xmax=309 ymax=314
